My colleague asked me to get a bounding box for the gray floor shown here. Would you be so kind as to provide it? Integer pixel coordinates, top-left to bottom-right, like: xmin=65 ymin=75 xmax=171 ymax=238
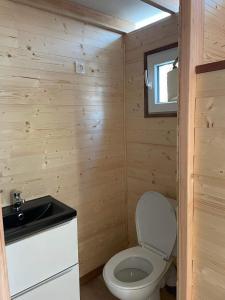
xmin=80 ymin=276 xmax=176 ymax=300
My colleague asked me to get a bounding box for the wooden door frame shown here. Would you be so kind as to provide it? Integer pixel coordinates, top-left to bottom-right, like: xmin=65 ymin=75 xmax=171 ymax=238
xmin=178 ymin=0 xmax=204 ymax=299
xmin=0 ymin=194 xmax=10 ymax=300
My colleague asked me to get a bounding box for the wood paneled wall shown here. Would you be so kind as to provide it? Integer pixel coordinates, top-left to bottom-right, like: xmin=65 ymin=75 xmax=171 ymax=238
xmin=191 ymin=1 xmax=225 ymax=299
xmin=0 ymin=0 xmax=127 ymax=276
xmin=125 ymin=15 xmax=178 ymax=246
xmin=204 ymin=0 xmax=225 ymax=62
xmin=178 ymin=1 xmax=204 ymax=299
xmin=193 ymin=68 xmax=225 ymax=299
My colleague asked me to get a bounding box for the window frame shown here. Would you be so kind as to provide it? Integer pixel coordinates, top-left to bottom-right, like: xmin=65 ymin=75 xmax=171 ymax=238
xmin=144 ymin=42 xmax=178 ymax=118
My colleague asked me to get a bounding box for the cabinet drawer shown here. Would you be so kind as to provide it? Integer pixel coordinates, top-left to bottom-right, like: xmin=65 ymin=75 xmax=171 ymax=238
xmin=6 ymin=219 xmax=78 ymax=296
xmin=13 ymin=265 xmax=80 ymax=300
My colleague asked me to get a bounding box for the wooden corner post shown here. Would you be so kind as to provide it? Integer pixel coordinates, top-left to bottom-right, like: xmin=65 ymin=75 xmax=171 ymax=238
xmin=178 ymin=0 xmax=204 ymax=299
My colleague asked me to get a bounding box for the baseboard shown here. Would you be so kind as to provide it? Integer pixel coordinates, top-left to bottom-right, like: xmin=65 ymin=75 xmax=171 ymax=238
xmin=80 ymin=265 xmax=104 ymax=285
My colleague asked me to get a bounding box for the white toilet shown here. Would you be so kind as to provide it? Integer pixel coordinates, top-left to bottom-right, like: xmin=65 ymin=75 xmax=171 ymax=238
xmin=103 ymin=191 xmax=177 ymax=300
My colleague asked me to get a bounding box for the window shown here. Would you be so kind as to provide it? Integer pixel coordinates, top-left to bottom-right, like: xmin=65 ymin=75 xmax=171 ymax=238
xmin=155 ymin=61 xmax=174 ymax=104
xmin=144 ymin=43 xmax=178 ymax=117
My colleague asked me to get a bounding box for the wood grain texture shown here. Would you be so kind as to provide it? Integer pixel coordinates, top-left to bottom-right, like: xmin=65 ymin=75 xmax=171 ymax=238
xmin=0 ymin=0 xmax=127 ymax=277
xmin=125 ymin=15 xmax=178 ymax=246
xmin=204 ymin=0 xmax=225 ymax=62
xmin=189 ymin=3 xmax=225 ymax=298
xmin=10 ymin=0 xmax=135 ymax=34
xmin=193 ymin=69 xmax=225 ymax=299
xmin=178 ymin=1 xmax=204 ymax=299
xmin=181 ymin=0 xmax=225 ymax=298
xmin=0 ymin=194 xmax=10 ymax=300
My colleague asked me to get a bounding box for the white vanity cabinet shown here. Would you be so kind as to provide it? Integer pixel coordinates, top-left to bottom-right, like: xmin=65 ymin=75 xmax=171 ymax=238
xmin=13 ymin=266 xmax=80 ymax=300
xmin=6 ymin=218 xmax=80 ymax=300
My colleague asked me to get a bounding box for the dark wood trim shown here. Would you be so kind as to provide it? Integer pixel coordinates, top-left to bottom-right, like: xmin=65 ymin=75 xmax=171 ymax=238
xmin=80 ymin=265 xmax=104 ymax=285
xmin=144 ymin=42 xmax=178 ymax=118
xmin=144 ymin=111 xmax=177 ymax=118
xmin=140 ymin=0 xmax=176 ymax=15
xmin=144 ymin=42 xmax=178 ymax=58
xmin=196 ymin=60 xmax=225 ymax=74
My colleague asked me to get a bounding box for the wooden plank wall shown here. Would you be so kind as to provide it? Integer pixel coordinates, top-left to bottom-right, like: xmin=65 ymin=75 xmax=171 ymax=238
xmin=192 ymin=1 xmax=225 ymax=299
xmin=193 ymin=69 xmax=225 ymax=299
xmin=178 ymin=0 xmax=204 ymax=298
xmin=204 ymin=0 xmax=225 ymax=62
xmin=0 ymin=0 xmax=127 ymax=276
xmin=125 ymin=15 xmax=178 ymax=246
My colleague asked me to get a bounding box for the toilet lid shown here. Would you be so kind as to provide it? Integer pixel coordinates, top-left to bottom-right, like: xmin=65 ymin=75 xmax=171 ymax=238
xmin=136 ymin=192 xmax=177 ymax=260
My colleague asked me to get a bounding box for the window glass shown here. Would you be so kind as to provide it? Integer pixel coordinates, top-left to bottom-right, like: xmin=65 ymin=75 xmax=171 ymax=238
xmin=145 ymin=45 xmax=178 ymax=117
xmin=155 ymin=62 xmax=174 ymax=104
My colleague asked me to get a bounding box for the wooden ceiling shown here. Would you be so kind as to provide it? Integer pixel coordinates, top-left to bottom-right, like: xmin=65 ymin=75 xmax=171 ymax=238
xmin=11 ymin=0 xmax=135 ymax=33
xmin=141 ymin=0 xmax=179 ymax=13
xmin=141 ymin=0 xmax=179 ymax=14
xmin=11 ymin=0 xmax=179 ymax=33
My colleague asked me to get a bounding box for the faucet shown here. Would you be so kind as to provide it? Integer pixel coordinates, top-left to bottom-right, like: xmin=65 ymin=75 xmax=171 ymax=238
xmin=11 ymin=190 xmax=25 ymax=212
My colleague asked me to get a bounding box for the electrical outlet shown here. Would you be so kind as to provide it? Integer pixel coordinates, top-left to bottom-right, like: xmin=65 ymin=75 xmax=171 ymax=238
xmin=75 ymin=61 xmax=85 ymax=74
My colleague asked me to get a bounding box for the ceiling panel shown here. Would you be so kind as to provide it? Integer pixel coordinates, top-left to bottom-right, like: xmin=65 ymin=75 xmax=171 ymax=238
xmin=142 ymin=0 xmax=179 ymax=13
xmin=71 ymin=0 xmax=170 ymax=28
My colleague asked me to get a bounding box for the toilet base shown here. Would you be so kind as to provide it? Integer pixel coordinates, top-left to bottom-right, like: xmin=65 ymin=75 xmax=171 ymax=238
xmin=147 ymin=287 xmax=160 ymax=300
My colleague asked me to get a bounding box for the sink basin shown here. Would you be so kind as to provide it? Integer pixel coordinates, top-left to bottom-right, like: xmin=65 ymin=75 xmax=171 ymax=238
xmin=3 ymin=196 xmax=77 ymax=244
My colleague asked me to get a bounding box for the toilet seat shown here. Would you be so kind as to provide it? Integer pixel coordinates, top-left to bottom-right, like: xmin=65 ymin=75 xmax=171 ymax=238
xmin=103 ymin=246 xmax=166 ymax=290
xmin=136 ymin=192 xmax=177 ymax=261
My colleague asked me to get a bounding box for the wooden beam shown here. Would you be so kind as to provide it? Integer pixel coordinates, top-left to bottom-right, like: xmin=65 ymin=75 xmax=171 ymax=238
xmin=141 ymin=0 xmax=179 ymax=14
xmin=196 ymin=59 xmax=225 ymax=74
xmin=0 ymin=194 xmax=10 ymax=300
xmin=10 ymin=0 xmax=135 ymax=34
xmin=178 ymin=0 xmax=204 ymax=300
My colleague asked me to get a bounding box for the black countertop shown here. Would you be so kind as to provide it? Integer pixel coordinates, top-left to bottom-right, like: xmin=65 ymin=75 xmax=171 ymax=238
xmin=3 ymin=195 xmax=77 ymax=244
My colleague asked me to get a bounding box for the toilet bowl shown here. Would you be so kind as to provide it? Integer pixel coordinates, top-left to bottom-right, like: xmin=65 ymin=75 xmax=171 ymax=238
xmin=103 ymin=192 xmax=177 ymax=300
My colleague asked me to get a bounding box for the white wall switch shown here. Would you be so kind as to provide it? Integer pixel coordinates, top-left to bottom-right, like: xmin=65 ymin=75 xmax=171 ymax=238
xmin=75 ymin=61 xmax=85 ymax=74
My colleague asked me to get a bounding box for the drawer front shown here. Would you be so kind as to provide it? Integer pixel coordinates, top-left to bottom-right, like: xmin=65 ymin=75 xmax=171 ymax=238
xmin=6 ymin=219 xmax=78 ymax=296
xmin=13 ymin=265 xmax=80 ymax=300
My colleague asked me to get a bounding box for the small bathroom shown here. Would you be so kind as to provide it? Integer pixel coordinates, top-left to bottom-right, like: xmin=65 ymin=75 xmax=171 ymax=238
xmin=1 ymin=0 xmax=215 ymax=300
